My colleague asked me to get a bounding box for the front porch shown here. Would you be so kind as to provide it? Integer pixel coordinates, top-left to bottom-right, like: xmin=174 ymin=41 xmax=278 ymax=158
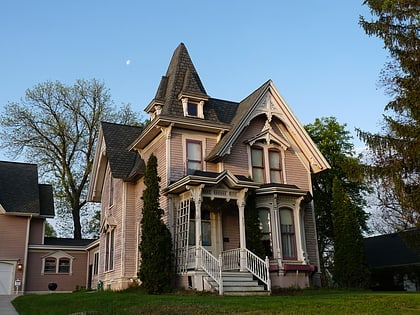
xmin=168 ymin=171 xmax=316 ymax=295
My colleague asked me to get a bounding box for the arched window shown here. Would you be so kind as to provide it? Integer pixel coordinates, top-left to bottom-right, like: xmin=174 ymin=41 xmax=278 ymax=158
xmin=44 ymin=258 xmax=56 ymax=273
xmin=58 ymin=258 xmax=70 ymax=273
xmin=258 ymin=208 xmax=273 ymax=258
xmin=42 ymin=252 xmax=74 ymax=274
xmin=268 ymin=148 xmax=282 ymax=183
xmin=280 ymin=208 xmax=296 ymax=259
xmin=251 ymin=146 xmax=265 ymax=182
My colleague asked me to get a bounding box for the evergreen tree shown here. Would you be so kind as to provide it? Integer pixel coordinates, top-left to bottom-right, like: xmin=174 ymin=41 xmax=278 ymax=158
xmin=138 ymin=154 xmax=174 ymax=294
xmin=358 ymin=0 xmax=420 ymax=229
xmin=245 ymin=191 xmax=266 ymax=259
xmin=305 ymin=117 xmax=370 ymax=285
xmin=332 ymin=177 xmax=370 ymax=288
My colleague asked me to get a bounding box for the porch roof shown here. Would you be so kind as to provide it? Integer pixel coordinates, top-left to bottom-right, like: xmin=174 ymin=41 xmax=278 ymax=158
xmin=163 ymin=170 xmax=260 ymax=195
xmin=255 ymin=183 xmax=309 ymax=197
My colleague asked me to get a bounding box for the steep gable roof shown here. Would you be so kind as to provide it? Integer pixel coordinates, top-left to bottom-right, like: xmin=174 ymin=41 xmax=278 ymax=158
xmin=101 ymin=122 xmax=145 ymax=180
xmin=206 ymin=80 xmax=330 ymax=173
xmin=0 ymin=161 xmax=54 ymax=216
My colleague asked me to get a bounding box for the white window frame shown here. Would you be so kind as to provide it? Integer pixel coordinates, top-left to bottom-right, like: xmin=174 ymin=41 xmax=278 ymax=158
xmin=41 ymin=251 xmax=74 ymax=275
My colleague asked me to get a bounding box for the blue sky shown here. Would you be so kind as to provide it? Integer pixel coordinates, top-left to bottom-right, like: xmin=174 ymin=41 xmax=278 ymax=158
xmin=0 ymin=0 xmax=388 ymax=160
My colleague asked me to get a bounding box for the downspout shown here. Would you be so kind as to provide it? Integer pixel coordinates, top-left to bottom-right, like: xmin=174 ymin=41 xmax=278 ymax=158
xmin=22 ymin=215 xmax=32 ymax=293
xmin=121 ymin=182 xmax=127 ymax=280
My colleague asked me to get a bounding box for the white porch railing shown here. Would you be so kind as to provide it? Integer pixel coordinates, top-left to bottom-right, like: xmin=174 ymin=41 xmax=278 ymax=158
xmin=186 ymin=246 xmax=196 ymax=269
xmin=198 ymin=246 xmax=271 ymax=294
xmin=221 ymin=248 xmax=240 ymax=270
xmin=200 ymin=247 xmax=223 ymax=295
xmin=245 ymin=249 xmax=271 ymax=292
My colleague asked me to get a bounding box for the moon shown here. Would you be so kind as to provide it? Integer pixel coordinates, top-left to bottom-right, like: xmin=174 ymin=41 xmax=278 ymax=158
xmin=126 ymin=59 xmax=131 ymax=65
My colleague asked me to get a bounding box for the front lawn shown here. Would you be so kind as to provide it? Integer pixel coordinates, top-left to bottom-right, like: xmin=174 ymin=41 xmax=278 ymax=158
xmin=12 ymin=288 xmax=420 ymax=315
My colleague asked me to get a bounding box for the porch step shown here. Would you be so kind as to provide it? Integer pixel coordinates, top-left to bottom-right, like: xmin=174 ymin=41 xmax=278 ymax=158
xmin=206 ymin=271 xmax=270 ymax=296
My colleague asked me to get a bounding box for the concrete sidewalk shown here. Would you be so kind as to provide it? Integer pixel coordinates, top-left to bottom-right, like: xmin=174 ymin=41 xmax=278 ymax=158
xmin=0 ymin=295 xmax=19 ymax=315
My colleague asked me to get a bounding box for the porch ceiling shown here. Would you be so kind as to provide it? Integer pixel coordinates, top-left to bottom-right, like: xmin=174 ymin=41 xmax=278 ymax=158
xmin=163 ymin=170 xmax=260 ymax=195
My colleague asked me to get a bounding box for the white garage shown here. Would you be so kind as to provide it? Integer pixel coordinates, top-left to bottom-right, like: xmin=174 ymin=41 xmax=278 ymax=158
xmin=0 ymin=262 xmax=14 ymax=295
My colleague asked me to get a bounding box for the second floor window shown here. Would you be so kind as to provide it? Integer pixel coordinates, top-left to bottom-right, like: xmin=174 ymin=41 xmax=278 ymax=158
xmin=187 ymin=140 xmax=202 ymax=174
xmin=269 ymin=149 xmax=282 ymax=183
xmin=251 ymin=146 xmax=265 ymax=182
xmin=251 ymin=145 xmax=284 ymax=183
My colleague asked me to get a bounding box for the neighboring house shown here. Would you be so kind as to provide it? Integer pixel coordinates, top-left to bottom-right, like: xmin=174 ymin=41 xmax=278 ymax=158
xmin=365 ymin=228 xmax=420 ymax=291
xmin=88 ymin=43 xmax=330 ymax=295
xmin=0 ymin=161 xmax=97 ymax=294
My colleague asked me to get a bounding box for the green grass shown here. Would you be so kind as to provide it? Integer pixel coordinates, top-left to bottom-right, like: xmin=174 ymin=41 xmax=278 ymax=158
xmin=12 ymin=288 xmax=420 ymax=315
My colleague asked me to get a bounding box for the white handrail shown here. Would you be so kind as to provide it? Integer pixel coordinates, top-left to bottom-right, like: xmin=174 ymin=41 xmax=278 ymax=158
xmin=245 ymin=249 xmax=271 ymax=292
xmin=221 ymin=248 xmax=240 ymax=271
xmin=200 ymin=246 xmax=223 ymax=295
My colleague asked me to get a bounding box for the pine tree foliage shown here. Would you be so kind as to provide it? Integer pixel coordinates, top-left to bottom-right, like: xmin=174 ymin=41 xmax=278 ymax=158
xmin=245 ymin=191 xmax=266 ymax=259
xmin=332 ymin=177 xmax=370 ymax=288
xmin=305 ymin=117 xmax=370 ymax=285
xmin=138 ymin=154 xmax=174 ymax=294
xmin=358 ymin=0 xmax=420 ymax=229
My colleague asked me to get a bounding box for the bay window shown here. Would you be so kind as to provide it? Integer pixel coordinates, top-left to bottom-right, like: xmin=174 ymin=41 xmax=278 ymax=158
xmin=280 ymin=208 xmax=296 ymax=260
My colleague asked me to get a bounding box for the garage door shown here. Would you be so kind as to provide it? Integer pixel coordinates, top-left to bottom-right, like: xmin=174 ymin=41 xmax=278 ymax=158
xmin=0 ymin=262 xmax=13 ymax=294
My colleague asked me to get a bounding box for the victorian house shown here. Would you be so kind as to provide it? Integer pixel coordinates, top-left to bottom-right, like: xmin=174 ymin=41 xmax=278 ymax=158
xmin=88 ymin=43 xmax=330 ymax=295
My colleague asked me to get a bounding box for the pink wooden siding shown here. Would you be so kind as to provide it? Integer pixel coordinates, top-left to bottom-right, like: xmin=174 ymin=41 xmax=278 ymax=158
xmin=284 ymin=149 xmax=310 ymax=190
xmin=29 ymin=218 xmax=44 ymax=245
xmin=222 ymin=208 xmax=240 ymax=251
xmin=170 ymin=132 xmax=184 ymax=180
xmin=26 ymin=250 xmax=88 ymax=292
xmin=0 ymin=215 xmax=29 ymax=260
xmin=223 ymin=116 xmax=265 ymax=177
xmin=205 ymin=137 xmax=218 ymax=172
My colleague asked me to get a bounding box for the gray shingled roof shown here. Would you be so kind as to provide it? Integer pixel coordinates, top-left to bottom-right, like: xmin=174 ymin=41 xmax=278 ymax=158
xmin=206 ymin=80 xmax=271 ymax=161
xmin=44 ymin=237 xmax=96 ymax=246
xmin=149 ymin=43 xmax=241 ymax=125
xmin=0 ymin=161 xmax=54 ymax=216
xmin=365 ymin=229 xmax=420 ymax=268
xmin=101 ymin=122 xmax=145 ymax=180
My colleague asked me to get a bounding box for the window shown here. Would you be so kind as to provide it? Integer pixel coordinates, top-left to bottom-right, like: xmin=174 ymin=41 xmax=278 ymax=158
xmin=258 ymin=208 xmax=273 ymax=258
xmin=186 ymin=140 xmax=202 ymax=174
xmin=105 ymin=229 xmax=115 ymax=271
xmin=188 ymin=203 xmax=211 ymax=246
xmin=109 ymin=175 xmax=114 ymax=207
xmin=93 ymin=252 xmax=99 ymax=275
xmin=58 ymin=258 xmax=70 ymax=273
xmin=251 ymin=146 xmax=265 ymax=182
xmin=44 ymin=258 xmax=56 ymax=273
xmin=42 ymin=253 xmax=73 ymax=274
xmin=187 ymin=102 xmax=198 ymax=116
xmin=269 ymin=149 xmax=282 ymax=183
xmin=280 ymin=208 xmax=296 ymax=259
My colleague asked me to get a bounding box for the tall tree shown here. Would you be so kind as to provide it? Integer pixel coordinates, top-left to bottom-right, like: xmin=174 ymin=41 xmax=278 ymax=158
xmin=138 ymin=154 xmax=174 ymax=294
xmin=358 ymin=1 xmax=420 ymax=229
xmin=0 ymin=79 xmax=139 ymax=239
xmin=245 ymin=191 xmax=266 ymax=259
xmin=305 ymin=117 xmax=370 ymax=285
xmin=332 ymin=177 xmax=370 ymax=288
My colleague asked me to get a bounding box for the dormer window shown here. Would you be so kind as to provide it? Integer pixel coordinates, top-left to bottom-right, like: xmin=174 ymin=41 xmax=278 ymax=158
xmin=187 ymin=102 xmax=198 ymax=116
xmin=181 ymin=98 xmax=204 ymax=118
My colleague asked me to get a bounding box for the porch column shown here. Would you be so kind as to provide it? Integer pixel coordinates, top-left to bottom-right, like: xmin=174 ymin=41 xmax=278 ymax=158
xmin=237 ymin=189 xmax=248 ymax=271
xmin=188 ymin=185 xmax=204 ymax=270
xmin=295 ymin=196 xmax=306 ymax=262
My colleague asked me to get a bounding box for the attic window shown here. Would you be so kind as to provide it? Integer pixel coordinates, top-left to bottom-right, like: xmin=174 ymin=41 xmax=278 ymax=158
xmin=182 ymin=98 xmax=204 ymax=118
xmin=188 ymin=102 xmax=198 ymax=116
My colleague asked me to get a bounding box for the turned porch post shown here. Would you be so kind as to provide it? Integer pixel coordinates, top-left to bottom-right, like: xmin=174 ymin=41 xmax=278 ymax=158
xmin=237 ymin=189 xmax=248 ymax=271
xmin=188 ymin=185 xmax=204 ymax=270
